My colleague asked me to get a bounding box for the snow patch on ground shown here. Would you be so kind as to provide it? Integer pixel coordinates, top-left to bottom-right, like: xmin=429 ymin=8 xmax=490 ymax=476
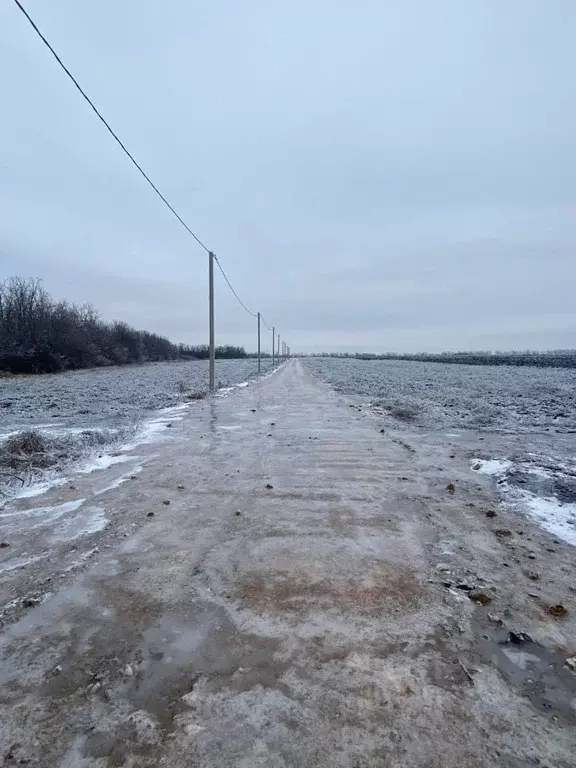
xmin=472 ymin=459 xmax=512 ymax=476
xmin=516 ymin=493 xmax=576 ymax=546
xmin=472 ymin=456 xmax=576 ymax=546
xmin=0 ymin=554 xmax=45 ymax=574
xmin=13 ymin=476 xmax=68 ymax=500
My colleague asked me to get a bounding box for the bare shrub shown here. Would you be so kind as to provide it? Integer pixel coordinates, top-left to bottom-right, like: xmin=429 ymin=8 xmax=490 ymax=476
xmin=0 ymin=430 xmax=53 ymax=470
xmin=4 ymin=429 xmax=46 ymax=456
xmin=385 ymin=405 xmax=419 ymax=423
xmin=185 ymin=390 xmax=207 ymax=401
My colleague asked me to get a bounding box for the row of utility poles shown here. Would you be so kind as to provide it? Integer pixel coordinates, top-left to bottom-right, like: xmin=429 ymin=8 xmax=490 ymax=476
xmin=257 ymin=312 xmax=291 ymax=374
xmin=209 ymin=252 xmax=290 ymax=391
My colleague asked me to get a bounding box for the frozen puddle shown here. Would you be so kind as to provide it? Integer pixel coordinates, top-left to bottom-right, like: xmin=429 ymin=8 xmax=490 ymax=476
xmin=122 ymin=404 xmax=188 ymax=449
xmin=472 ymin=457 xmax=576 ymax=546
xmin=50 ymin=505 xmax=108 ymax=543
xmin=0 ymin=497 xmax=108 ymax=544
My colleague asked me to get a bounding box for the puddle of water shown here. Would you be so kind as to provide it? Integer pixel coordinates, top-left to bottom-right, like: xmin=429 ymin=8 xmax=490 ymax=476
xmin=476 ymin=623 xmax=576 ymax=720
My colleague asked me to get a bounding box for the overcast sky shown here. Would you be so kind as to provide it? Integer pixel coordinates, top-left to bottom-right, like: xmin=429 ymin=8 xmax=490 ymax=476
xmin=1 ymin=1 xmax=574 ymax=353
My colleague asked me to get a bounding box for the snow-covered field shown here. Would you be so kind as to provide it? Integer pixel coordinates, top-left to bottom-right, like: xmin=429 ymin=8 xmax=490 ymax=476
xmin=0 ymin=359 xmax=270 ymax=499
xmin=306 ymin=358 xmax=576 ymax=545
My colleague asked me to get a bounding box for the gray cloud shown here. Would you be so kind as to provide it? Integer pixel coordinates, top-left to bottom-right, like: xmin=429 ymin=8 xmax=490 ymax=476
xmin=1 ymin=0 xmax=575 ymax=352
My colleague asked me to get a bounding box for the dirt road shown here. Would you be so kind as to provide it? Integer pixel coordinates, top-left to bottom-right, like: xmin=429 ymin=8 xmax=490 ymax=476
xmin=1 ymin=361 xmax=575 ymax=766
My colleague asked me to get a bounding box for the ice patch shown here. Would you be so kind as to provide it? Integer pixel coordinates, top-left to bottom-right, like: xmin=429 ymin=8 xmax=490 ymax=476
xmin=14 ymin=476 xmax=68 ymax=500
xmin=78 ymin=454 xmax=134 ymax=474
xmin=502 ymin=648 xmax=541 ymax=670
xmin=10 ymin=453 xmax=136 ymax=503
xmin=122 ymin=405 xmax=187 ymax=449
xmin=159 ymin=404 xmax=189 ymax=416
xmin=217 ymin=425 xmax=242 ymax=431
xmin=0 ymin=498 xmax=85 ymax=522
xmin=95 ymin=465 xmax=142 ymax=495
xmin=50 ymin=505 xmax=108 ymax=542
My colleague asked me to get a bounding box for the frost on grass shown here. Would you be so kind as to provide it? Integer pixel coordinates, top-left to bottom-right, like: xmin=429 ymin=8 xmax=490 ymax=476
xmin=184 ymin=391 xmax=207 ymax=401
xmin=0 ymin=359 xmax=267 ymax=497
xmin=305 ymin=358 xmax=576 ymax=434
xmin=0 ymin=426 xmax=135 ymax=498
xmin=0 ymin=359 xmax=269 ymax=432
xmin=307 ymin=358 xmax=576 ymax=546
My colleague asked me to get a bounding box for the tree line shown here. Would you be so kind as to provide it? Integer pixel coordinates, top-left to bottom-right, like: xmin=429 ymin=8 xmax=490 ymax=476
xmin=306 ymin=350 xmax=576 ymax=369
xmin=0 ymin=277 xmax=245 ymax=374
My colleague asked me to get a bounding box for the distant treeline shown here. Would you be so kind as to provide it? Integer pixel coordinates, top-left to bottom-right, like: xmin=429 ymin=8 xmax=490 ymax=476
xmin=179 ymin=344 xmax=247 ymax=360
xmin=0 ymin=277 xmax=246 ymax=374
xmin=307 ymin=350 xmax=576 ymax=369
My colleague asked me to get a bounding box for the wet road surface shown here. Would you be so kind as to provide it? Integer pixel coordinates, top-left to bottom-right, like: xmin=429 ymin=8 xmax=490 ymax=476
xmin=1 ymin=361 xmax=575 ymax=767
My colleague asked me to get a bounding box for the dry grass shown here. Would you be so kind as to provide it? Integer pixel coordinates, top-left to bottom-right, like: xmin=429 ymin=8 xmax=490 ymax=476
xmin=185 ymin=390 xmax=207 ymax=401
xmin=385 ymin=405 xmax=419 ymax=423
xmin=0 ymin=430 xmax=53 ymax=470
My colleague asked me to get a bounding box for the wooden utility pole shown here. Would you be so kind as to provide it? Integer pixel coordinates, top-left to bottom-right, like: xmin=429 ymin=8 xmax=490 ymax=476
xmin=257 ymin=312 xmax=261 ymax=373
xmin=209 ymin=251 xmax=215 ymax=391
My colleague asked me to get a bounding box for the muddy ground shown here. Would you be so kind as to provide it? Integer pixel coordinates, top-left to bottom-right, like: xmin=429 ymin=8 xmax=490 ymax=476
xmin=0 ymin=360 xmax=575 ymax=767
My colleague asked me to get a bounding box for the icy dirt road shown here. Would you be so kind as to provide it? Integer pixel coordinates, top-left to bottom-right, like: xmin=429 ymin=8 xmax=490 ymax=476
xmin=0 ymin=361 xmax=575 ymax=767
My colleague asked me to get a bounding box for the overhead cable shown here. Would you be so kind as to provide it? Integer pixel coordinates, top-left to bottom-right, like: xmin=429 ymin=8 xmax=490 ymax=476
xmin=213 ymin=255 xmax=258 ymax=318
xmin=12 ymin=0 xmax=211 ymax=252
xmin=12 ymin=0 xmax=273 ymax=331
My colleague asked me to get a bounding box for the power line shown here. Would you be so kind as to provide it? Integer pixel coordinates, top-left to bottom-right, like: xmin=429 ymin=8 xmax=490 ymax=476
xmin=11 ymin=0 xmax=211 ymax=254
xmin=12 ymin=0 xmax=280 ymax=347
xmin=213 ymin=255 xmax=258 ymax=318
